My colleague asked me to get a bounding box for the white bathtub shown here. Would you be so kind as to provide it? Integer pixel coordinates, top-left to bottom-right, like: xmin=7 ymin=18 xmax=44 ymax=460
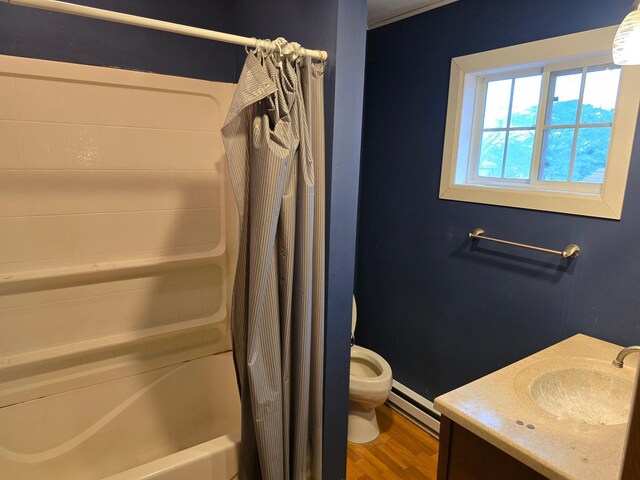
xmin=0 ymin=352 xmax=240 ymax=480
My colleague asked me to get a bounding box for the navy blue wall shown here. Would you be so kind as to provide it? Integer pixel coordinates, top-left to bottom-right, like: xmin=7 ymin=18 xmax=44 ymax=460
xmin=323 ymin=2 xmax=367 ymax=478
xmin=233 ymin=2 xmax=367 ymax=478
xmin=356 ymin=0 xmax=640 ymax=402
xmin=0 ymin=0 xmax=235 ymax=82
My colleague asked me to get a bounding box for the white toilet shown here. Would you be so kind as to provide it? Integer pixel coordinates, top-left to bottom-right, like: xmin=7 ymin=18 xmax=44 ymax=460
xmin=348 ymin=296 xmax=393 ymax=444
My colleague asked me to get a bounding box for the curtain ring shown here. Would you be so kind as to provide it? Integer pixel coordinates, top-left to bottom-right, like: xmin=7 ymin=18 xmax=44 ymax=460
xmin=275 ymin=42 xmax=284 ymax=68
xmin=287 ymin=42 xmax=301 ymax=62
xmin=245 ymin=37 xmax=259 ymax=55
xmin=294 ymin=45 xmax=303 ymax=66
xmin=264 ymin=39 xmax=273 ymax=56
xmin=257 ymin=39 xmax=269 ymax=58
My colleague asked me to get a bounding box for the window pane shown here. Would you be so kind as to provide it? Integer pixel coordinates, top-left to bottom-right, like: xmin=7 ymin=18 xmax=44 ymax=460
xmin=572 ymin=127 xmax=612 ymax=183
xmin=548 ymin=71 xmax=582 ymax=125
xmin=483 ymin=79 xmax=512 ymax=128
xmin=478 ymin=131 xmax=506 ymax=177
xmin=580 ymin=67 xmax=620 ymax=124
xmin=540 ymin=128 xmax=574 ymax=181
xmin=504 ymin=130 xmax=534 ymax=179
xmin=510 ymin=75 xmax=542 ymax=127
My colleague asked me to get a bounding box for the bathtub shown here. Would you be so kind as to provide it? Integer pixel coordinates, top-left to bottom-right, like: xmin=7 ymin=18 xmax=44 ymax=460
xmin=0 ymin=352 xmax=240 ymax=480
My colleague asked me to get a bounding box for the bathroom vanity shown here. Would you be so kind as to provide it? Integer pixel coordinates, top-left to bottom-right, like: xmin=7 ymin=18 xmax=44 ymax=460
xmin=434 ymin=335 xmax=637 ymax=480
xmin=437 ymin=416 xmax=546 ymax=479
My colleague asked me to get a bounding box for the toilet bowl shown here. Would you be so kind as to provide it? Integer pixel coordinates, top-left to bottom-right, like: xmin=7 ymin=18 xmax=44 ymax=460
xmin=348 ymin=297 xmax=393 ymax=444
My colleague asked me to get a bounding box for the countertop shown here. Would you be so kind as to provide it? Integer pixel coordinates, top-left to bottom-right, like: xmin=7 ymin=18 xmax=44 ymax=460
xmin=434 ymin=334 xmax=638 ymax=480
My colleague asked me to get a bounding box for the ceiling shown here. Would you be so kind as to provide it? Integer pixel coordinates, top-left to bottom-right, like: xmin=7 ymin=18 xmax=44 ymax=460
xmin=367 ymin=0 xmax=457 ymax=29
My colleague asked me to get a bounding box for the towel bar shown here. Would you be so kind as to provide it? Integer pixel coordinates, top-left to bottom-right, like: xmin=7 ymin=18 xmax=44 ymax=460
xmin=468 ymin=228 xmax=580 ymax=259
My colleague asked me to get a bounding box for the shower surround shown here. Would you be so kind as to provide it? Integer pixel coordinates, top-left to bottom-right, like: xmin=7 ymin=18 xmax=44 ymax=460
xmin=0 ymin=54 xmax=240 ymax=478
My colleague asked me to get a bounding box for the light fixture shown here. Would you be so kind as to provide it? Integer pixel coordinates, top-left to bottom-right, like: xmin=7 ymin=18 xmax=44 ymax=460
xmin=613 ymin=1 xmax=640 ymax=65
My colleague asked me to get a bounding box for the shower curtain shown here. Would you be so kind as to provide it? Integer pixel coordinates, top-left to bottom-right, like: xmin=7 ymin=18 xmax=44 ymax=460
xmin=221 ymin=40 xmax=325 ymax=480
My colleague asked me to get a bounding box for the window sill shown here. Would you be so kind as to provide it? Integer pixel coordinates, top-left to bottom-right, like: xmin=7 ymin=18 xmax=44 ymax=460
xmin=439 ymin=183 xmax=621 ymax=219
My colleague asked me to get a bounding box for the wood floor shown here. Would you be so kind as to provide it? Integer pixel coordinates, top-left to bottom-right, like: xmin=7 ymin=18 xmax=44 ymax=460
xmin=346 ymin=404 xmax=440 ymax=479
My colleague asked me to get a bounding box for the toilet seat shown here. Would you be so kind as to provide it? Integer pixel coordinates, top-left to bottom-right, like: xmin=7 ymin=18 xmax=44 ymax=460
xmin=350 ymin=345 xmax=392 ymax=403
xmin=350 ymin=346 xmax=392 ymax=382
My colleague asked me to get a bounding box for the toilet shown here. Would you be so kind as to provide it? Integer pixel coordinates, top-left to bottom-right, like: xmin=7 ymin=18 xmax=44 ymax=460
xmin=348 ymin=296 xmax=393 ymax=444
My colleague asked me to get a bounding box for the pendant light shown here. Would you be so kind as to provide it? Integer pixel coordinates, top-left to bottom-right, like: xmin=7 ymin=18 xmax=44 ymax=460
xmin=613 ymin=1 xmax=640 ymax=65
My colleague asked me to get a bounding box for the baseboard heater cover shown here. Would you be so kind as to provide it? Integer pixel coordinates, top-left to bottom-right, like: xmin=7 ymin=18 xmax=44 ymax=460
xmin=387 ymin=380 xmax=441 ymax=437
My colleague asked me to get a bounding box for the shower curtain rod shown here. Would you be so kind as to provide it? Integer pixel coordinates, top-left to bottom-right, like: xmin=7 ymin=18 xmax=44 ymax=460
xmin=0 ymin=0 xmax=329 ymax=61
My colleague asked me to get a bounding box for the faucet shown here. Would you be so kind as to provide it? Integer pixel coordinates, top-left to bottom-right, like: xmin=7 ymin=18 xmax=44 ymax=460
xmin=612 ymin=346 xmax=640 ymax=368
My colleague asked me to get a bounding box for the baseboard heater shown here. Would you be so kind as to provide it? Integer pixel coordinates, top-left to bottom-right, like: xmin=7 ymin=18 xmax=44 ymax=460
xmin=386 ymin=380 xmax=441 ymax=438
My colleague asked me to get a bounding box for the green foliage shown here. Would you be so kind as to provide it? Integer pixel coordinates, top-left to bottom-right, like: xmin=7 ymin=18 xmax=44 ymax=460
xmin=479 ymin=100 xmax=613 ymax=183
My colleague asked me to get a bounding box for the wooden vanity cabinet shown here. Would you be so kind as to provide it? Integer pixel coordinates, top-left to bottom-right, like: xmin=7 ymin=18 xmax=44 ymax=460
xmin=437 ymin=416 xmax=547 ymax=480
xmin=621 ymin=364 xmax=640 ymax=480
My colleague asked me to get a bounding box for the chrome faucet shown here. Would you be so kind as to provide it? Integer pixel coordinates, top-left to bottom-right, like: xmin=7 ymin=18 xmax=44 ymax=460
xmin=612 ymin=345 xmax=640 ymax=368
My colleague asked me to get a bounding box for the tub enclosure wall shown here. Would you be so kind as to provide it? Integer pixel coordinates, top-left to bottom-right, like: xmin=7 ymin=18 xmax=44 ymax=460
xmin=0 ymin=52 xmax=238 ymax=426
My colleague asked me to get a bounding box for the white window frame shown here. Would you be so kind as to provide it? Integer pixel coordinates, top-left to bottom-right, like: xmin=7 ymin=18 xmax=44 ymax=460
xmin=439 ymin=26 xmax=640 ymax=219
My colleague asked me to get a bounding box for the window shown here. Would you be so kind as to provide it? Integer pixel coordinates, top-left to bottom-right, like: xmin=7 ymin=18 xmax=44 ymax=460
xmin=440 ymin=26 xmax=640 ymax=219
xmin=471 ymin=63 xmax=620 ymax=189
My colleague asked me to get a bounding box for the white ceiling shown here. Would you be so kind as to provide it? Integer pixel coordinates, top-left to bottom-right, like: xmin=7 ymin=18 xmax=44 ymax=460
xmin=367 ymin=0 xmax=458 ymax=29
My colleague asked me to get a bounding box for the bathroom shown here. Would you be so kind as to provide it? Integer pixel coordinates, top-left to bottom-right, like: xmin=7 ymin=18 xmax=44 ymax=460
xmin=0 ymin=0 xmax=638 ymax=479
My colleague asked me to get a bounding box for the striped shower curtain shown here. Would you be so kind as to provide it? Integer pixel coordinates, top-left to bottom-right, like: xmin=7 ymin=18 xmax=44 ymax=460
xmin=221 ymin=43 xmax=325 ymax=480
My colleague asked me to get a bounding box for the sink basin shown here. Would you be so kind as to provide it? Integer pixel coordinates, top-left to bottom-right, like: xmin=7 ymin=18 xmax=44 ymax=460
xmin=530 ymin=367 xmax=633 ymax=426
xmin=437 ymin=336 xmax=638 ymax=480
